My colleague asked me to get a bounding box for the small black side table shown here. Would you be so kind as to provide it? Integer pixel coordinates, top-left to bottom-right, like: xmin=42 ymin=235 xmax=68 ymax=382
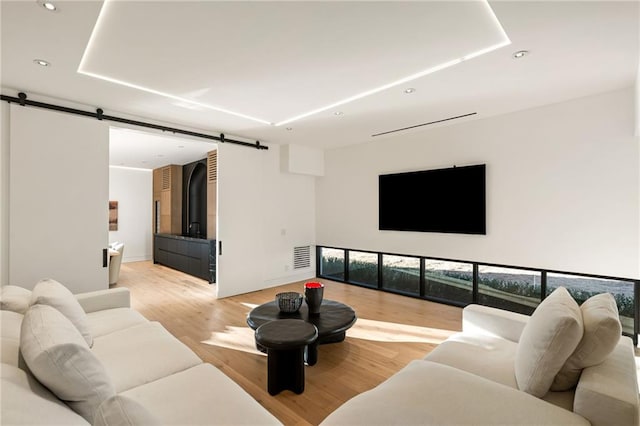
xmin=255 ymin=319 xmax=318 ymax=395
xmin=247 ymin=299 xmax=357 ymax=366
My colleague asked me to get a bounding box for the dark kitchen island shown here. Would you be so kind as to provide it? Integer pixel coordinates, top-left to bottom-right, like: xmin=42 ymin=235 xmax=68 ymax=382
xmin=154 ymin=233 xmax=216 ymax=283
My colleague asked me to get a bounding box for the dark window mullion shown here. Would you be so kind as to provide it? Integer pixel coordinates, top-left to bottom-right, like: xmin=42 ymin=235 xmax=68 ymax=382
xmin=378 ymin=253 xmax=383 ymax=289
xmin=420 ymin=258 xmax=425 ymax=298
xmin=472 ymin=264 xmax=479 ymax=304
xmin=344 ymin=249 xmax=350 ymax=283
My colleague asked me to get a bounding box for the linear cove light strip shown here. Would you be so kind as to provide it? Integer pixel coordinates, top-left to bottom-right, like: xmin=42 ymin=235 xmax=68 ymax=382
xmin=77 ymin=0 xmax=273 ymax=126
xmin=78 ymin=0 xmax=510 ymax=127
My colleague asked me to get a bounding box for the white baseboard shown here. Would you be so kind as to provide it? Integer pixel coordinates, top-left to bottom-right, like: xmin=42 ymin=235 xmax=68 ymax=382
xmin=261 ymin=269 xmax=316 ymax=289
xmin=122 ymin=255 xmax=152 ymax=264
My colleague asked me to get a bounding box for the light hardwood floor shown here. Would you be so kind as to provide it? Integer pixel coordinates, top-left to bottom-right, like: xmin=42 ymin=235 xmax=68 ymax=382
xmin=116 ymin=261 xmax=463 ymax=425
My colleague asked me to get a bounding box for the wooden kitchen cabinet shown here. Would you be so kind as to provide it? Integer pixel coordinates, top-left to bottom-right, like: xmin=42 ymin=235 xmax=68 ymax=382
xmin=152 ymin=165 xmax=182 ymax=235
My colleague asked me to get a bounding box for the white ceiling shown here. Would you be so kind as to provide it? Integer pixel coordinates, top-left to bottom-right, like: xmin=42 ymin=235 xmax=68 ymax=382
xmin=1 ymin=1 xmax=638 ymax=168
xmin=109 ymin=127 xmax=215 ymax=170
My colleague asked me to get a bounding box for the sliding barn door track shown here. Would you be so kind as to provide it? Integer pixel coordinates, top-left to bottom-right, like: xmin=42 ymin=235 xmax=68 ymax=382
xmin=1 ymin=92 xmax=267 ymax=150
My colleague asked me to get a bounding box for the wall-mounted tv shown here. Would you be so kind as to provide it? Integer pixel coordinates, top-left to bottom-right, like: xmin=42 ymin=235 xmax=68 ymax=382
xmin=379 ymin=164 xmax=486 ymax=235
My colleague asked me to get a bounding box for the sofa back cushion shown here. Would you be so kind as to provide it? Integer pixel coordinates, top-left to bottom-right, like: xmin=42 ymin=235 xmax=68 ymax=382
xmin=1 ymin=285 xmax=32 ymax=314
xmin=20 ymin=304 xmax=115 ymax=423
xmin=515 ymin=287 xmax=583 ymax=397
xmin=1 ymin=310 xmax=24 ymax=366
xmin=551 ymin=292 xmax=622 ymax=391
xmin=31 ymin=279 xmax=93 ymax=347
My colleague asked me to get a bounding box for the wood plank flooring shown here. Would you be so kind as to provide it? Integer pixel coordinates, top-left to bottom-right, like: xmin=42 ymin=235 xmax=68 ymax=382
xmin=115 ymin=261 xmax=463 ymax=425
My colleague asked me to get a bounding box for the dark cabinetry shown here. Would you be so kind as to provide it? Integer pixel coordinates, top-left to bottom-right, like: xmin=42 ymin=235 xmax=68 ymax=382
xmin=154 ymin=234 xmax=216 ymax=283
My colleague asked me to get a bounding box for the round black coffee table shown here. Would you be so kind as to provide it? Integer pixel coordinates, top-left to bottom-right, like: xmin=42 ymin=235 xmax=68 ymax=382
xmin=247 ymin=299 xmax=357 ymax=366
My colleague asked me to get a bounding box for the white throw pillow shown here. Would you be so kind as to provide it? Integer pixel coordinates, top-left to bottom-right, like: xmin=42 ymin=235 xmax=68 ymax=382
xmin=551 ymin=292 xmax=622 ymax=391
xmin=31 ymin=278 xmax=93 ymax=347
xmin=20 ymin=304 xmax=115 ymax=423
xmin=93 ymin=395 xmax=161 ymax=426
xmin=1 ymin=285 xmax=32 ymax=314
xmin=515 ymin=287 xmax=583 ymax=397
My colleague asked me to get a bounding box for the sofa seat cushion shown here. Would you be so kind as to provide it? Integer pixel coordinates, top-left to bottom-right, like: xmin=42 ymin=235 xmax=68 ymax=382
xmin=31 ymin=279 xmax=94 ymax=347
xmin=1 ymin=310 xmax=23 ymax=366
xmin=320 ymin=360 xmax=589 ymax=426
xmin=515 ymin=286 xmax=583 ymax=397
xmin=20 ymin=304 xmax=115 ymax=423
xmin=424 ymin=332 xmax=518 ymax=388
xmin=86 ymin=308 xmax=148 ymax=338
xmin=552 ymin=292 xmax=622 ymax=391
xmin=1 ymin=363 xmax=89 ymax=425
xmin=91 ymin=321 xmax=202 ymax=392
xmin=121 ymin=363 xmax=281 ymax=425
xmin=93 ymin=395 xmax=161 ymax=426
xmin=1 ymin=285 xmax=32 ymax=314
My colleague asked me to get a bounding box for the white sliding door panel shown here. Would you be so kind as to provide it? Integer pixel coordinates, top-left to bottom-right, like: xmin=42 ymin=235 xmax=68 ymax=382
xmin=9 ymin=105 xmax=109 ymax=292
xmin=216 ymin=143 xmax=265 ymax=298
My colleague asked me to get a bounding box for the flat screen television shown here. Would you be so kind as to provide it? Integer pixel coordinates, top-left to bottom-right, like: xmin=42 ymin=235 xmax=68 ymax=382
xmin=379 ymin=164 xmax=486 ymax=235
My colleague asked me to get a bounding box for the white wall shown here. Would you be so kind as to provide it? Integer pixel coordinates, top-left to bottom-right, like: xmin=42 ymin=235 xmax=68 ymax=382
xmin=281 ymin=144 xmax=325 ymax=176
xmin=0 ymin=102 xmax=9 ymax=285
xmin=635 ymin=60 xmax=639 ymax=137
xmin=108 ymin=166 xmax=152 ymax=263
xmin=316 ymin=88 xmax=639 ymax=279
xmin=260 ymin=144 xmax=317 ymax=286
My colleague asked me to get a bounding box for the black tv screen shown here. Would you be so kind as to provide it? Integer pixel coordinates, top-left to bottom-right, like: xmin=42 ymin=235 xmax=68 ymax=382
xmin=379 ymin=164 xmax=486 ymax=235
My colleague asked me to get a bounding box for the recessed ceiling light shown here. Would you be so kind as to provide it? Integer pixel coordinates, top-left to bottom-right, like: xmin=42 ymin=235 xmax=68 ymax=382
xmin=404 ymin=88 xmax=416 ymax=94
xmin=33 ymin=59 xmax=50 ymax=67
xmin=37 ymin=1 xmax=57 ymax=11
xmin=334 ymin=111 xmax=344 ymax=116
xmin=512 ymin=50 xmax=529 ymax=59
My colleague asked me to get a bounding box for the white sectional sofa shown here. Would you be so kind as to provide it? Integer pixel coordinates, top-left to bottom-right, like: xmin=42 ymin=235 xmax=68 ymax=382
xmin=323 ymin=287 xmax=639 ymax=426
xmin=1 ymin=281 xmax=281 ymax=425
xmin=4 ymin=280 xmax=638 ymax=426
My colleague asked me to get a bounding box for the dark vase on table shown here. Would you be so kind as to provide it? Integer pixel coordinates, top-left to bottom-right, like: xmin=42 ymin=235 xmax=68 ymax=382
xmin=304 ymin=282 xmax=324 ymax=315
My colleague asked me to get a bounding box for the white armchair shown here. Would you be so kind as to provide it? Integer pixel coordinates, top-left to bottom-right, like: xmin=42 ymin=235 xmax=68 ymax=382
xmin=108 ymin=242 xmax=124 ymax=285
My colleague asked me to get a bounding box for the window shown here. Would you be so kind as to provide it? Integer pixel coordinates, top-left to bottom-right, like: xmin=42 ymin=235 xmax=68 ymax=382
xmin=382 ymin=255 xmax=420 ymax=295
xmin=425 ymin=260 xmax=473 ymax=303
xmin=348 ymin=251 xmax=378 ymax=287
xmin=316 ymin=246 xmax=638 ymax=342
xmin=319 ymin=248 xmax=345 ymax=281
xmin=478 ymin=266 xmax=541 ymax=315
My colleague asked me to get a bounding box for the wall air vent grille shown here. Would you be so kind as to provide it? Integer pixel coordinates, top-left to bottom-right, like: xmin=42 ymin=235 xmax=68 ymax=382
xmin=161 ymin=166 xmax=171 ymax=190
xmin=293 ymin=246 xmax=311 ymax=269
xmin=208 ymin=151 xmax=217 ymax=182
xmin=372 ymin=112 xmax=477 ymax=137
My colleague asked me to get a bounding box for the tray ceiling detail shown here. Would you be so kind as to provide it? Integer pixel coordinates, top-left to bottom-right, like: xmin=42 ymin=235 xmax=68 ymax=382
xmin=78 ymin=0 xmax=509 ymax=126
